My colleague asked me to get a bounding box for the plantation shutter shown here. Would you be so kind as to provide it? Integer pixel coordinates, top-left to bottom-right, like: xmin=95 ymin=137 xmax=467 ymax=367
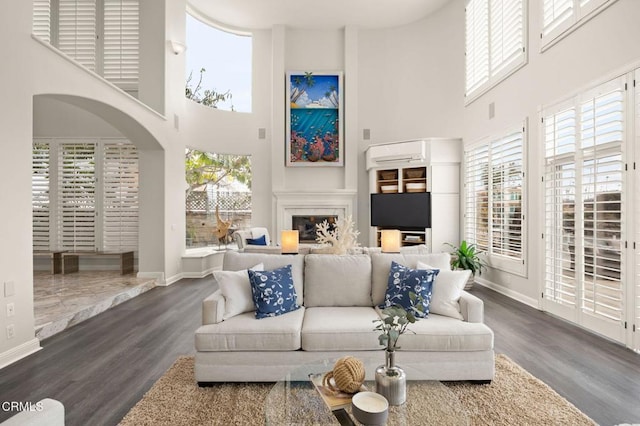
xmin=33 ymin=0 xmax=52 ymax=43
xmin=542 ymin=0 xmax=573 ymax=39
xmin=544 ymin=103 xmax=577 ymax=307
xmin=465 ymin=0 xmax=489 ymax=96
xmin=58 ymin=0 xmax=97 ymax=71
xmin=579 ymin=82 xmax=625 ymax=323
xmin=578 ymin=0 xmax=611 ymax=19
xmin=489 ymin=0 xmax=524 ymax=76
xmin=544 ymin=77 xmax=626 ymax=342
xmin=490 ymin=129 xmax=523 ymax=259
xmin=103 ymin=0 xmax=139 ymax=90
xmin=57 ymin=141 xmax=96 ymax=251
xmin=102 ymin=140 xmax=138 ymax=252
xmin=464 ymin=144 xmax=490 ymax=252
xmin=635 ymin=68 xmax=640 ymax=351
xmin=32 ymin=142 xmax=52 ymax=251
xmin=542 ymin=0 xmax=613 ymax=45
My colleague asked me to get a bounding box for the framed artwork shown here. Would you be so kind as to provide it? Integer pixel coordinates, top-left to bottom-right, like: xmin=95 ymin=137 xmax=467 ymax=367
xmin=286 ymin=71 xmax=344 ymax=167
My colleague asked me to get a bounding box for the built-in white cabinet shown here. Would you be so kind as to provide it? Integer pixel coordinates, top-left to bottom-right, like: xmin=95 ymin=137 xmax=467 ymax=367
xmin=366 ymin=138 xmax=461 ymax=252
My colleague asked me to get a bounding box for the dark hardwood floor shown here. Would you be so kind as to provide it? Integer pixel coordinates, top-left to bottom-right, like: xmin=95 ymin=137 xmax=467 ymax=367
xmin=0 ymin=277 xmax=638 ymax=425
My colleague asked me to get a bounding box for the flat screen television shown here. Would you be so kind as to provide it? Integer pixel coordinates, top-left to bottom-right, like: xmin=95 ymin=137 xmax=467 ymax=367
xmin=370 ymin=192 xmax=431 ymax=229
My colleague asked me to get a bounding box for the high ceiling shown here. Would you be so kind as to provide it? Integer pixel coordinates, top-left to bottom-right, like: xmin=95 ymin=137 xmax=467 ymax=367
xmin=187 ymin=0 xmax=451 ymax=30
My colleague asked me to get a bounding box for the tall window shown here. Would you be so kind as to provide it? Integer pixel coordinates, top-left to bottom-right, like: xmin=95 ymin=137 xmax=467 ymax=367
xmin=32 ymin=0 xmax=140 ymax=93
xmin=32 ymin=138 xmax=139 ymax=252
xmin=543 ymin=76 xmax=625 ymax=330
xmin=465 ymin=0 xmax=526 ymax=101
xmin=464 ymin=125 xmax=525 ymax=274
xmin=541 ymin=0 xmax=619 ymax=48
xmin=185 ymin=13 xmax=252 ymax=112
xmin=185 ymin=150 xmax=251 ymax=249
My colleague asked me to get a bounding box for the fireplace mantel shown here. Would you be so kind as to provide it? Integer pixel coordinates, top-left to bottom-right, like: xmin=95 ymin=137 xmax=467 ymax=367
xmin=273 ymin=191 xmax=357 ymax=244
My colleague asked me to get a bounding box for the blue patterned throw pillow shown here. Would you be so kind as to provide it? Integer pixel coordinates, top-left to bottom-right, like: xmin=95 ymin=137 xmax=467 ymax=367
xmin=248 ymin=265 xmax=300 ymax=319
xmin=380 ymin=261 xmax=439 ymax=318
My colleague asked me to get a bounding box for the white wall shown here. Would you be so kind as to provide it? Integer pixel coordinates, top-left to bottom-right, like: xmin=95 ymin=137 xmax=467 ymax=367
xmin=461 ymin=0 xmax=640 ymax=303
xmin=0 ymin=0 xmax=40 ymax=365
xmin=356 ymin=0 xmax=466 ymax=243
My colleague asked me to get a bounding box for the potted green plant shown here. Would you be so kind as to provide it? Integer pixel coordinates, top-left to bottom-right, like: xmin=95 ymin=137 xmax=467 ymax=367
xmin=445 ymin=240 xmax=487 ymax=290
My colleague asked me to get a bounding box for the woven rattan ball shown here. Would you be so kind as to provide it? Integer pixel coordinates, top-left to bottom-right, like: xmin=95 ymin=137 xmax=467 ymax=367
xmin=323 ymin=356 xmax=365 ymax=394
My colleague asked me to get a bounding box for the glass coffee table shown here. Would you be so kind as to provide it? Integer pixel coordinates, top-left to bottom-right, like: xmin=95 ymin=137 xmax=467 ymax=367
xmin=264 ymin=359 xmax=470 ymax=425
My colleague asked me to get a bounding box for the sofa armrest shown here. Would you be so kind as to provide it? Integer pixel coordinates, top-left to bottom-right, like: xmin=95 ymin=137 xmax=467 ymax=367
xmin=459 ymin=291 xmax=484 ymax=323
xmin=202 ymin=290 xmax=225 ymax=325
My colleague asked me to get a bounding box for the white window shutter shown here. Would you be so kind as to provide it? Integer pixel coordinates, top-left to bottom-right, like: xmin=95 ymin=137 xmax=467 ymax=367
xmin=32 ymin=142 xmax=52 ymax=251
xmin=466 ymin=0 xmax=525 ymax=99
xmin=542 ymin=0 xmax=615 ymax=47
xmin=490 ymin=129 xmax=524 ymax=259
xmin=542 ymin=0 xmax=573 ymax=38
xmin=103 ymin=0 xmax=139 ymax=90
xmin=635 ymin=68 xmax=640 ymax=352
xmin=102 ymin=140 xmax=138 ymax=252
xmin=33 ymin=0 xmax=52 ymax=43
xmin=490 ymin=0 xmax=524 ymax=76
xmin=579 ymin=83 xmax=625 ymax=322
xmin=57 ymin=141 xmax=96 ymax=251
xmin=543 ymin=77 xmax=626 ymax=340
xmin=465 ymin=0 xmax=489 ymax=96
xmin=465 ymin=144 xmax=490 ymax=252
xmin=543 ymin=104 xmax=577 ymax=306
xmin=58 ymin=0 xmax=97 ymax=71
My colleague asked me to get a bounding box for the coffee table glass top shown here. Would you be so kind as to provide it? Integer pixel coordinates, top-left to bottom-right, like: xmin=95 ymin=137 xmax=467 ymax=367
xmin=264 ymin=359 xmax=470 ymax=426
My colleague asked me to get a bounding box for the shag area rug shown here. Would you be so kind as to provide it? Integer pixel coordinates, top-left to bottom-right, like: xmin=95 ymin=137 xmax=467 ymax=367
xmin=119 ymin=354 xmax=595 ymax=425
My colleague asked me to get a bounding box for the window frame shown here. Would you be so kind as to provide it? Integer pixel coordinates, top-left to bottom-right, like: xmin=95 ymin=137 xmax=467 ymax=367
xmin=465 ymin=0 xmax=528 ymax=104
xmin=540 ymin=0 xmax=619 ymax=52
xmin=541 ymin=75 xmax=628 ymax=340
xmin=464 ymin=121 xmax=528 ymax=277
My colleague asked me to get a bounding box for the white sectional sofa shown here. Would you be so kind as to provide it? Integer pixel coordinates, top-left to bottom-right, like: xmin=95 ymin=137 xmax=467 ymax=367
xmin=194 ymin=251 xmax=495 ymax=384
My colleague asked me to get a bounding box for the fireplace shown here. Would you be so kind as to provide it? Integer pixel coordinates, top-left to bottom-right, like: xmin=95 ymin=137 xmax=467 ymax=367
xmin=292 ymin=215 xmax=337 ymax=243
xmin=273 ymin=191 xmax=357 ymax=246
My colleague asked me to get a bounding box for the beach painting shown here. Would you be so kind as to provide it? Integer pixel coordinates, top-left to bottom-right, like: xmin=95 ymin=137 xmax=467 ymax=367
xmin=286 ymin=71 xmax=344 ymax=167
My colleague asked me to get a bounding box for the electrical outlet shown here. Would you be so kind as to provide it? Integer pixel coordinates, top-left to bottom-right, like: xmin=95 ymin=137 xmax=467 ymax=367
xmin=6 ymin=303 xmax=15 ymax=318
xmin=6 ymin=324 xmax=15 ymax=339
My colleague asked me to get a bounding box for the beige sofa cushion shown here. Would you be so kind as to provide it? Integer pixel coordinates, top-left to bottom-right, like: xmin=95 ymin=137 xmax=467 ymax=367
xmin=301 ymin=307 xmax=381 ymax=351
xmin=304 ymin=254 xmax=372 ymax=307
xmin=370 ymin=253 xmax=451 ymax=306
xmin=195 ymin=306 xmax=305 ymax=351
xmin=385 ymin=310 xmax=494 ymax=351
xmin=223 ymin=251 xmax=305 ymax=305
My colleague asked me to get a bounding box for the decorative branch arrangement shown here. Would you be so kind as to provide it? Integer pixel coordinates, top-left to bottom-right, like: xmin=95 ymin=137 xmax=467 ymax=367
xmin=315 ymin=215 xmax=360 ymax=255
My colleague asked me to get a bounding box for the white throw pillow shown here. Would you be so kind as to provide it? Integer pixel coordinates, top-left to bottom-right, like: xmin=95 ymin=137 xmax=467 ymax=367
xmin=417 ymin=261 xmax=470 ymax=320
xmin=215 ymin=263 xmax=264 ymax=320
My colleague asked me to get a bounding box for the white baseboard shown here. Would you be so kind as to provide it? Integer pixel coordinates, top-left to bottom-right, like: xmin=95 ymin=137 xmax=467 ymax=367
xmin=474 ymin=277 xmax=540 ymax=309
xmin=164 ymin=273 xmax=184 ymax=286
xmin=137 ymin=271 xmax=164 ymax=284
xmin=0 ymin=338 xmax=41 ymax=369
xmin=182 ymin=266 xmax=221 ymax=279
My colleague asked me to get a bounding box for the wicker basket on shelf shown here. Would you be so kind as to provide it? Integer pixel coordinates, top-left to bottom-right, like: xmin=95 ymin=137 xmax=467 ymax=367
xmin=405 ymin=169 xmax=425 ymax=179
xmin=379 ymin=171 xmax=397 ymax=180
